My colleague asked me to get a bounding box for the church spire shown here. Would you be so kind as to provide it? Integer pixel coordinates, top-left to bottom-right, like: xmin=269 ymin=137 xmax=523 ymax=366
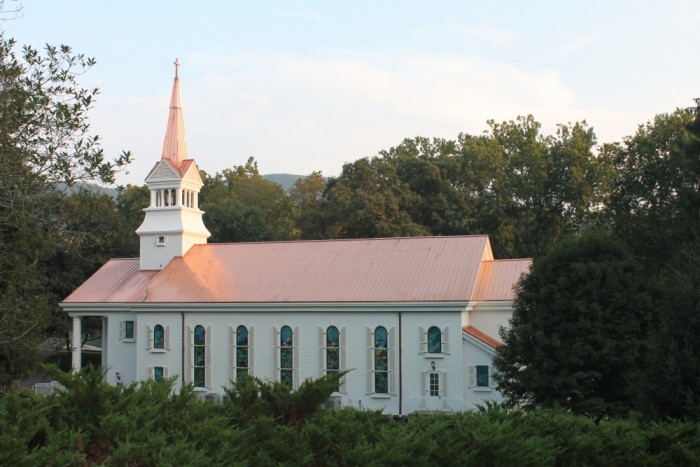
xmin=161 ymin=58 xmax=188 ymax=169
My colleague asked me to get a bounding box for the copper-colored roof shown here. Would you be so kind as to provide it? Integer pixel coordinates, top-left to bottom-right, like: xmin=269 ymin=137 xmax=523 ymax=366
xmin=463 ymin=325 xmax=503 ymax=348
xmin=64 ymin=236 xmax=499 ymax=304
xmin=160 ymin=67 xmax=188 ymax=170
xmin=471 ymin=259 xmax=531 ymax=301
xmin=63 ymin=259 xmax=157 ymax=303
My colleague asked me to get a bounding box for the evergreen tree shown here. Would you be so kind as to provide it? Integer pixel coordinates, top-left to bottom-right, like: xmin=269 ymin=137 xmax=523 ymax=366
xmin=494 ymin=229 xmax=652 ymax=417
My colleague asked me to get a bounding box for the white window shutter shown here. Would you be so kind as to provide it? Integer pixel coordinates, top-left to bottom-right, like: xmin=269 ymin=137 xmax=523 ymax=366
xmin=146 ymin=324 xmax=153 ymax=350
xmin=163 ymin=367 xmax=169 ymax=378
xmin=419 ymin=326 xmax=427 ymax=354
xmin=185 ymin=325 xmax=193 ymax=383
xmin=388 ymin=326 xmax=396 ymax=394
xmin=292 ymin=326 xmax=300 ymax=389
xmin=205 ymin=326 xmax=212 ymax=388
xmin=164 ymin=325 xmax=171 ymax=350
xmin=366 ymin=327 xmax=374 ymax=394
xmin=489 ymin=366 xmax=497 ymax=388
xmin=272 ymin=326 xmax=280 ymax=382
xmin=442 ymin=327 xmax=449 ymax=354
xmin=318 ymin=327 xmax=325 ymax=378
xmin=441 ymin=371 xmax=448 ymax=398
xmin=119 ymin=321 xmax=125 ymax=340
xmin=468 ymin=366 xmax=476 ymax=388
xmin=133 ymin=321 xmax=137 ymax=340
xmin=229 ymin=326 xmax=236 ymax=383
xmin=421 ymin=371 xmax=427 ymax=396
xmin=248 ymin=326 xmax=255 ymax=375
xmin=149 ymin=367 xmax=154 ymax=380
xmin=339 ymin=326 xmax=347 ymax=392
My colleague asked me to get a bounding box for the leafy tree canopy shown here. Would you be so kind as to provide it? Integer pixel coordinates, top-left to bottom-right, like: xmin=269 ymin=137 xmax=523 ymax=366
xmin=494 ymin=229 xmax=652 ymax=417
xmin=0 ymin=34 xmax=130 ymax=386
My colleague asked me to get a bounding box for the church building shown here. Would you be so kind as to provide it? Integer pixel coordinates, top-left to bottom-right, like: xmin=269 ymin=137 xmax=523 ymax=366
xmin=61 ymin=64 xmax=531 ymax=414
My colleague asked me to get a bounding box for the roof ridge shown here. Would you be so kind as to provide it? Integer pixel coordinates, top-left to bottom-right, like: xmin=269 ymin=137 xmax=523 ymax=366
xmin=193 ymin=234 xmax=490 ymax=247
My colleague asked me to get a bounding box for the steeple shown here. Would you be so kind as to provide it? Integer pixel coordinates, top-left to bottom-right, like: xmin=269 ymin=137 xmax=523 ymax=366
xmin=135 ymin=59 xmax=210 ymax=270
xmin=161 ymin=58 xmax=188 ymax=169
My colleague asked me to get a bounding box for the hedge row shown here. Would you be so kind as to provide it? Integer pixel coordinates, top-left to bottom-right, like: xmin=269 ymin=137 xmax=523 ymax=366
xmin=2 ymin=368 xmax=699 ymax=466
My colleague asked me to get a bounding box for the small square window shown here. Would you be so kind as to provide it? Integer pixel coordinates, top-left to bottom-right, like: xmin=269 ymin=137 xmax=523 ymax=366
xmin=476 ymin=365 xmax=490 ymax=387
xmin=124 ymin=320 xmax=134 ymax=339
xmin=155 ymin=235 xmax=167 ymax=246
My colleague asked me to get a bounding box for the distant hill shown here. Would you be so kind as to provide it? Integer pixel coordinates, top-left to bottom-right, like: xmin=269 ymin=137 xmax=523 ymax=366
xmin=58 ymin=182 xmax=118 ymax=198
xmin=262 ymin=173 xmax=305 ymax=191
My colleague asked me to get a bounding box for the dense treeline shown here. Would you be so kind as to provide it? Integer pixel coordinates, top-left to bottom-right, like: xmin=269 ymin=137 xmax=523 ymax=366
xmin=3 ymin=367 xmax=700 ymax=466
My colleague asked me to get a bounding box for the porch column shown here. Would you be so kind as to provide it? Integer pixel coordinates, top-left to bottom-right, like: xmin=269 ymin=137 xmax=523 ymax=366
xmin=72 ymin=316 xmax=82 ymax=372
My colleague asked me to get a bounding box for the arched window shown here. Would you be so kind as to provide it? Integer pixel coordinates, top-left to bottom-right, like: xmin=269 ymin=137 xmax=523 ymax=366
xmin=194 ymin=325 xmax=206 ymax=387
xmin=280 ymin=325 xmax=293 ymax=388
xmin=427 ymin=326 xmax=442 ymax=354
xmin=374 ymin=326 xmax=388 ymax=394
xmin=326 ymin=326 xmax=340 ymax=376
xmin=154 ymin=325 xmax=165 ymax=349
xmin=236 ymin=325 xmax=249 ymax=380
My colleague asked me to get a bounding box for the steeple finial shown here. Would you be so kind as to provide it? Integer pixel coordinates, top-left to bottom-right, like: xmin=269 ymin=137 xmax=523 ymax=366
xmin=160 ymin=58 xmax=188 ymax=168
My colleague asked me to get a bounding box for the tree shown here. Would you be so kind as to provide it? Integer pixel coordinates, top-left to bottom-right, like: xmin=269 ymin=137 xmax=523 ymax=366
xmin=494 ymin=229 xmax=652 ymax=417
xmin=0 ymin=34 xmax=130 ymax=385
xmin=603 ymin=106 xmax=700 ymax=267
xmin=115 ymin=184 xmax=150 ymax=257
xmin=303 ymin=157 xmax=429 ymax=239
xmin=200 ymin=157 xmax=297 ymax=242
xmin=464 ymin=116 xmax=609 ymax=259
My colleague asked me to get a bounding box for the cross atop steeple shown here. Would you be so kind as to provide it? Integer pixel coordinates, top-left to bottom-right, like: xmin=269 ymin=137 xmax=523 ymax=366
xmin=174 ymin=57 xmax=180 ymax=78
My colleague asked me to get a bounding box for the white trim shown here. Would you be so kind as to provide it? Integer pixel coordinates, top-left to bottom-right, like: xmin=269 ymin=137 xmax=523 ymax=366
xmin=61 ymin=301 xmax=471 ymax=314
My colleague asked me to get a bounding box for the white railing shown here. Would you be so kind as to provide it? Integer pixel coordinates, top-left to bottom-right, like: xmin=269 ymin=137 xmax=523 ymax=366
xmin=405 ymin=396 xmax=480 ymax=414
xmin=32 ymin=381 xmax=65 ymax=395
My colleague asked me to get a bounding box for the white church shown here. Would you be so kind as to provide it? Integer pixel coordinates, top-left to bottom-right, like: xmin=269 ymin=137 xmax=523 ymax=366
xmin=61 ymin=64 xmax=531 ymax=415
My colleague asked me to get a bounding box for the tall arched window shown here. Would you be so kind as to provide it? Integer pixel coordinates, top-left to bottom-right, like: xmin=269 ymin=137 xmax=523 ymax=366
xmin=280 ymin=326 xmax=294 ymax=388
xmin=427 ymin=326 xmax=442 ymax=354
xmin=374 ymin=326 xmax=389 ymax=394
xmin=154 ymin=325 xmax=165 ymax=349
xmin=194 ymin=325 xmax=206 ymax=387
xmin=236 ymin=325 xmax=249 ymax=380
xmin=326 ymin=326 xmax=340 ymax=376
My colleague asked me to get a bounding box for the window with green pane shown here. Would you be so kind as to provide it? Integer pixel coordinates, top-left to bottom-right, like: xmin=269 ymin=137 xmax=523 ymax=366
xmin=236 ymin=325 xmax=249 ymax=380
xmin=374 ymin=326 xmax=388 ymax=393
xmin=154 ymin=325 xmax=164 ymax=349
xmin=280 ymin=326 xmax=293 ymax=388
xmin=194 ymin=325 xmax=206 ymax=387
xmin=476 ymin=365 xmax=489 ymax=387
xmin=427 ymin=326 xmax=441 ymax=354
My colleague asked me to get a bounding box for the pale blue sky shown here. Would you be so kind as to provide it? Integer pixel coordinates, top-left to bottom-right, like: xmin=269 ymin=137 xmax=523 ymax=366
xmin=4 ymin=1 xmax=699 ymax=185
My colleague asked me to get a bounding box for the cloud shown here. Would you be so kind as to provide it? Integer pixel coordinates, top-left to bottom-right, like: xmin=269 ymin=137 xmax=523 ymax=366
xmin=104 ymin=49 xmax=642 ymax=186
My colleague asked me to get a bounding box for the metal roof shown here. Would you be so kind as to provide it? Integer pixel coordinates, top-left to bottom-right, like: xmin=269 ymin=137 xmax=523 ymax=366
xmin=470 ymin=259 xmax=531 ymax=301
xmin=63 ymin=259 xmax=157 ymax=303
xmin=463 ymin=325 xmax=503 ymax=348
xmin=62 ymin=236 xmax=532 ymax=305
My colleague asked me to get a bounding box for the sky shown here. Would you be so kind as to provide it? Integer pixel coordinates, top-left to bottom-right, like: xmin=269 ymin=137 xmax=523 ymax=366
xmin=3 ymin=0 xmax=700 ymax=186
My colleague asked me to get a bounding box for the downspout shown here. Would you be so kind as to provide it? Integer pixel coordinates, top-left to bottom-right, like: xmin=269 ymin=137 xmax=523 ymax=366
xmin=181 ymin=312 xmax=185 ymax=387
xmin=398 ymin=312 xmax=403 ymax=416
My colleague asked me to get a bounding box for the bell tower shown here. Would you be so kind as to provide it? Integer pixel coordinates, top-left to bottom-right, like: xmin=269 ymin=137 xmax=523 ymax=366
xmin=135 ymin=59 xmax=210 ymax=270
